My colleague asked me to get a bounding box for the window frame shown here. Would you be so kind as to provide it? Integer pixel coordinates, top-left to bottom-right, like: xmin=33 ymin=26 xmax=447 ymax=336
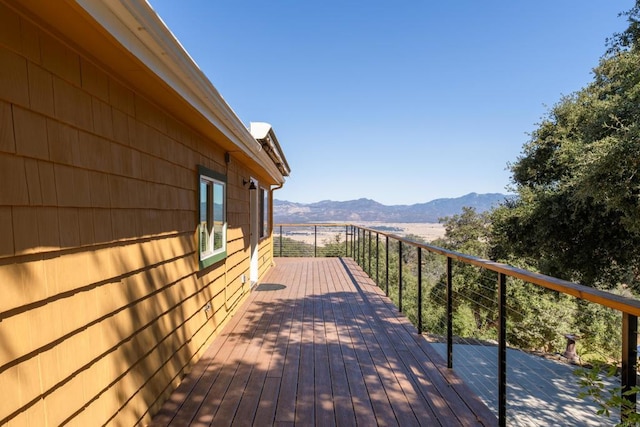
xmin=259 ymin=186 xmax=269 ymax=239
xmin=198 ymin=165 xmax=227 ymax=269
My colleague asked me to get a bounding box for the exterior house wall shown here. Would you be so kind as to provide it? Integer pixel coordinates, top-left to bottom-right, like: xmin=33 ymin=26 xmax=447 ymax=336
xmin=0 ymin=3 xmax=275 ymax=425
xmin=258 ymin=237 xmax=274 ymax=279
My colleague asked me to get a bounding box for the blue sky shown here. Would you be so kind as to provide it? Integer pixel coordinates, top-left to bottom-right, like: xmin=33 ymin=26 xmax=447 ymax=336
xmin=148 ymin=0 xmax=632 ymax=205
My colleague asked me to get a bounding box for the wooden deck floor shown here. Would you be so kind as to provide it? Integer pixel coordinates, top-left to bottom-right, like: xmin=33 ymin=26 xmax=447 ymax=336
xmin=150 ymin=257 xmax=497 ymax=426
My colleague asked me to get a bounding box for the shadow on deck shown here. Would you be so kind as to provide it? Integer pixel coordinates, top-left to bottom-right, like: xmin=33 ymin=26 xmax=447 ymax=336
xmin=150 ymin=257 xmax=496 ymax=426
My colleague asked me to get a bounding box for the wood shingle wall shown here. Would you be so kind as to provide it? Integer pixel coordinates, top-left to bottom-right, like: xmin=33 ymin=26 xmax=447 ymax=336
xmin=0 ymin=3 xmax=271 ymax=425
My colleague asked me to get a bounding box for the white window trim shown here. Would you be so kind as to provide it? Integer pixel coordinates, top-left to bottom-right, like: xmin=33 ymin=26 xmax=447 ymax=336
xmin=260 ymin=186 xmax=269 ymax=239
xmin=198 ymin=165 xmax=227 ymax=268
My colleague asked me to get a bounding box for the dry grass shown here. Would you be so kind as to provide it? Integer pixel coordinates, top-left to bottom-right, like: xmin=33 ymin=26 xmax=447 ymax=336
xmin=279 ymin=222 xmax=445 ymax=246
xmin=356 ymin=221 xmax=446 ymax=242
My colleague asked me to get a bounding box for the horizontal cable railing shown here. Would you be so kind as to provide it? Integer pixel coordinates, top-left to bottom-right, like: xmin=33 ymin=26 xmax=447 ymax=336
xmin=274 ymin=223 xmax=640 ymax=426
xmin=273 ymin=223 xmax=350 ymax=258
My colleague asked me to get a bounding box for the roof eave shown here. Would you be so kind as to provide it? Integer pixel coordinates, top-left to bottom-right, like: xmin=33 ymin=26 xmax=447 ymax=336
xmin=250 ymin=122 xmax=291 ymax=178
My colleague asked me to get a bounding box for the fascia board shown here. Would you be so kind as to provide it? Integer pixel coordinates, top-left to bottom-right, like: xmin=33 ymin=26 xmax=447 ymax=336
xmin=267 ymin=130 xmax=291 ymax=175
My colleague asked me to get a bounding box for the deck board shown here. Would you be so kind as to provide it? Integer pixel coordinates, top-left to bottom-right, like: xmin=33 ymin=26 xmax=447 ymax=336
xmin=150 ymin=257 xmax=496 ymax=426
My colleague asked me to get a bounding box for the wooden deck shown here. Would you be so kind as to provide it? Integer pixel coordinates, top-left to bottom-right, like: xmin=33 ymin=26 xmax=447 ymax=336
xmin=150 ymin=257 xmax=497 ymax=426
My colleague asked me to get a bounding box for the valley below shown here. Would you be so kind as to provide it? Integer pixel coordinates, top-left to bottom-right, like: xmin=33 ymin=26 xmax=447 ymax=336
xmin=355 ymin=221 xmax=446 ymax=242
xmin=275 ymin=221 xmax=445 ymax=247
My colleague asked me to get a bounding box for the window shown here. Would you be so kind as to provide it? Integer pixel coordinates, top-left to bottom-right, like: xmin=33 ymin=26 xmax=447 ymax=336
xmin=259 ymin=187 xmax=269 ymax=239
xmin=198 ymin=166 xmax=227 ymax=268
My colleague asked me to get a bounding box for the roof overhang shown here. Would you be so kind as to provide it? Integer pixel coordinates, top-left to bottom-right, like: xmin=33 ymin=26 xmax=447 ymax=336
xmin=7 ymin=0 xmax=288 ymax=184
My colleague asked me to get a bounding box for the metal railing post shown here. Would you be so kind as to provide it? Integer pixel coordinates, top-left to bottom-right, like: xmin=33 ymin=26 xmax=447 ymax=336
xmin=498 ymin=272 xmax=507 ymax=427
xmin=368 ymin=230 xmax=372 ymax=275
xmin=358 ymin=228 xmax=362 ymax=265
xmin=314 ymin=225 xmax=317 ymax=257
xmin=359 ymin=227 xmax=362 ymax=263
xmin=376 ymin=233 xmax=379 ymax=285
xmin=447 ymin=257 xmax=453 ymax=369
xmin=279 ymin=225 xmax=283 ymax=257
xmin=398 ymin=241 xmax=403 ymax=313
xmin=353 ymin=225 xmax=356 ymax=258
xmin=351 ymin=225 xmax=354 ymax=258
xmin=363 ymin=228 xmax=366 ymax=270
xmin=363 ymin=229 xmax=367 ymax=273
xmin=417 ymin=247 xmax=422 ymax=333
xmin=345 ymin=225 xmax=348 ymax=257
xmin=621 ymin=313 xmax=638 ymax=423
xmin=361 ymin=228 xmax=365 ymax=267
xmin=355 ymin=227 xmax=359 ymax=264
xmin=352 ymin=225 xmax=355 ymax=257
xmin=385 ymin=235 xmax=389 ymax=296
xmin=356 ymin=227 xmax=359 ymax=264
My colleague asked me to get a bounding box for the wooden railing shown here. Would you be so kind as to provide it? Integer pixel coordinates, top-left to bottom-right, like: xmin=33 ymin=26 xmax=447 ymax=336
xmin=273 ymin=223 xmax=640 ymax=426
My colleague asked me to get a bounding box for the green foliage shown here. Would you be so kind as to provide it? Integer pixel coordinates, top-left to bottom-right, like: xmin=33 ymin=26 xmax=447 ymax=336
xmin=452 ymin=303 xmax=477 ymax=337
xmin=572 ymin=283 xmax=635 ymax=361
xmin=506 ymin=279 xmax=575 ymax=352
xmin=491 ymin=22 xmax=640 ymax=290
xmin=606 ymin=0 xmax=640 ymax=55
xmin=422 ymin=287 xmax=447 ymax=335
xmin=574 ymin=362 xmax=640 ymax=426
xmin=438 ymin=209 xmax=500 ymax=340
xmin=437 ymin=208 xmax=587 ymax=353
xmin=575 ymin=300 xmax=622 ymax=361
xmin=439 ymin=207 xmax=491 ymax=257
xmin=319 ymin=233 xmax=347 ymax=257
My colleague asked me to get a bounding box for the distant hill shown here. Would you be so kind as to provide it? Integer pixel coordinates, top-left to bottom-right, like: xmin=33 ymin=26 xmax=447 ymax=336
xmin=274 ymin=192 xmax=513 ymax=223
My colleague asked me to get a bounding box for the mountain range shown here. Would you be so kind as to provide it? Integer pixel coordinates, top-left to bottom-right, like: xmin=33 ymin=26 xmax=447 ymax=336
xmin=274 ymin=192 xmax=512 ymax=223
